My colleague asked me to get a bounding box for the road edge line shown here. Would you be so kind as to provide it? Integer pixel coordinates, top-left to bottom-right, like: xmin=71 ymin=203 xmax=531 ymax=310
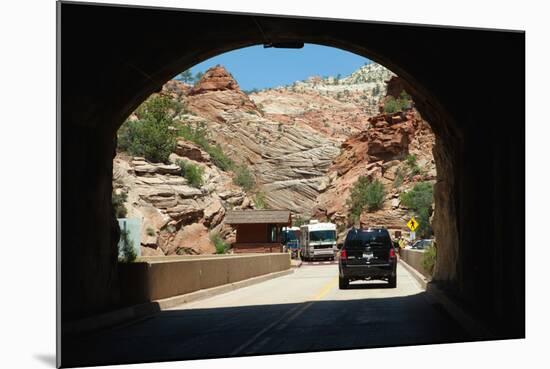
xmin=398 ymin=258 xmax=429 ymax=289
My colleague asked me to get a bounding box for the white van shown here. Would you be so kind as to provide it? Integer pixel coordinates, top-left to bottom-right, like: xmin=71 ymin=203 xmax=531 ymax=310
xmin=299 ymin=220 xmax=337 ymax=261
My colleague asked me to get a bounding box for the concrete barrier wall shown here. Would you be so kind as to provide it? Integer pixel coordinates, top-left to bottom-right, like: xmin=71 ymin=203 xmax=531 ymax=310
xmin=400 ymin=249 xmax=431 ymax=279
xmin=119 ymin=253 xmax=291 ymax=304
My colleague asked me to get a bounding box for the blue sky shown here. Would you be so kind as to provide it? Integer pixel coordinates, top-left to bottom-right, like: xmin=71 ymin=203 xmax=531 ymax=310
xmin=188 ymin=43 xmax=371 ymax=91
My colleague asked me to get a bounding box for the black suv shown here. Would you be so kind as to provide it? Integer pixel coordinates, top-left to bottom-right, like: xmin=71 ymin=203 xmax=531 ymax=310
xmin=338 ymin=227 xmax=397 ymax=289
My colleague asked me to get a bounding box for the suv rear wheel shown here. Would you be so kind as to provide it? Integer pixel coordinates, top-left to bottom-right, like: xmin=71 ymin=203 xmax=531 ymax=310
xmin=388 ymin=275 xmax=397 ymax=288
xmin=339 ymin=276 xmax=349 ymax=289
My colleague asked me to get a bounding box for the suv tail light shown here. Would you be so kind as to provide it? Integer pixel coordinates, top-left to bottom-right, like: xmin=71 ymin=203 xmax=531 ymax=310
xmin=340 ymin=249 xmax=347 ymax=260
xmin=389 ymin=248 xmax=395 ymax=259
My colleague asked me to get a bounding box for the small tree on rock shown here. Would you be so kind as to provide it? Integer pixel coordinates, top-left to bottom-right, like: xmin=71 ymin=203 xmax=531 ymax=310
xmin=175 ymin=69 xmax=194 ymax=83
xmin=348 ymin=177 xmax=386 ymax=221
xmin=194 ymin=71 xmax=204 ymax=83
xmin=400 ymin=181 xmax=434 ymax=238
xmin=117 ymin=95 xmax=181 ymax=163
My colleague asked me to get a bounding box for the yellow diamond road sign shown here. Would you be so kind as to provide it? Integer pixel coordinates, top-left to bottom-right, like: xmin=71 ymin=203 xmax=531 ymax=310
xmin=407 ymin=217 xmax=419 ymax=232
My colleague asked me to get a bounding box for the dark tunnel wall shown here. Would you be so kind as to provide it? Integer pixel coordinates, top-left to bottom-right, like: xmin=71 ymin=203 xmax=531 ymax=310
xmin=59 ymin=2 xmax=525 ymax=338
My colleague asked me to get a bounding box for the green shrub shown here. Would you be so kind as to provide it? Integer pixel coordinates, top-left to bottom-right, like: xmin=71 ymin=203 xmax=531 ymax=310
xmin=176 ymin=159 xmax=204 ymax=188
xmin=365 ymin=179 xmax=386 ymax=210
xmin=118 ymin=95 xmax=181 ymax=163
xmin=422 ymin=244 xmax=437 ymax=275
xmin=177 ymin=122 xmax=209 ymax=148
xmin=177 ymin=122 xmax=235 ymax=171
xmin=118 ymin=228 xmax=137 ymax=263
xmin=400 ymin=90 xmax=411 ymax=101
xmin=208 ymin=144 xmax=234 ymax=171
xmin=253 ymin=192 xmax=268 ymax=209
xmin=406 ymin=154 xmax=417 ymax=167
xmin=112 ymin=190 xmax=128 ymax=218
xmin=400 ymin=182 xmax=434 ymax=238
xmin=405 ymin=154 xmax=421 ymax=176
xmin=383 ymin=90 xmax=411 ymax=114
xmin=348 ymin=177 xmax=386 ymax=220
xmin=400 ymin=182 xmax=433 ymax=211
xmin=210 ymin=232 xmax=229 ymax=254
xmin=233 ymin=165 xmax=255 ymax=191
xmin=146 ymin=227 xmax=155 ymax=236
xmin=383 ymin=97 xmax=400 ymax=114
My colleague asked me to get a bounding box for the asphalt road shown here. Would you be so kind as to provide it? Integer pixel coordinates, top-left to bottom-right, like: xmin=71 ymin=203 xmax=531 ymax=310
xmin=63 ymin=263 xmax=469 ymax=367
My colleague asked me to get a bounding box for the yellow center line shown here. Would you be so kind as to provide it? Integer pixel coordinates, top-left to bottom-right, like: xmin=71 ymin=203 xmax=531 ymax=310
xmin=311 ymin=276 xmax=339 ymax=301
xmin=274 ymin=276 xmax=340 ymax=331
xmin=232 ymin=275 xmax=340 ymax=355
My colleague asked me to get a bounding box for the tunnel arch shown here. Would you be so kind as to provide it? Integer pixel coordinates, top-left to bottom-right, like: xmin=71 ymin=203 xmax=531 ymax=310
xmin=60 ymin=3 xmax=524 ymax=339
xmin=109 ymin=17 xmax=464 ymax=290
xmin=119 ymin=39 xmax=458 ymax=275
xmin=113 ymin=22 xmax=460 ymax=146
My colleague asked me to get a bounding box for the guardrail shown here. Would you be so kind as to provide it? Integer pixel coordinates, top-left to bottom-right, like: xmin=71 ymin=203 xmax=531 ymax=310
xmin=399 ymin=248 xmax=431 ymax=279
xmin=118 ymin=253 xmax=291 ymax=304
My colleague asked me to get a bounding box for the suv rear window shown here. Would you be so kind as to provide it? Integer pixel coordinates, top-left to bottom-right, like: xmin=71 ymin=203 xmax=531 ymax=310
xmin=344 ymin=229 xmax=392 ymax=249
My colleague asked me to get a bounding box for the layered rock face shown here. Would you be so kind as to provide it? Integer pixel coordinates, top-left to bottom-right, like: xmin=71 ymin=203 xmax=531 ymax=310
xmin=113 ymin=141 xmax=252 ymax=257
xmin=249 ymin=63 xmax=394 ymax=142
xmin=117 ymin=63 xmax=436 ymax=253
xmin=181 ymin=66 xmax=342 ymax=215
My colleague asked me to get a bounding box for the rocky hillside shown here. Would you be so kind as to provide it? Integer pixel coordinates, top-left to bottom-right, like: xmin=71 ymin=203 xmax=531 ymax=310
xmin=113 ymin=140 xmax=252 ymax=257
xmin=114 ymin=62 xmax=436 ymax=255
xmin=249 ymin=62 xmax=394 ymax=141
xmin=168 ymin=66 xmax=341 ymax=215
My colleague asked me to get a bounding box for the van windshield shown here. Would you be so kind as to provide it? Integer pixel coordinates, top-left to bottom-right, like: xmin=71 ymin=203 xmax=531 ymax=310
xmin=309 ymin=230 xmax=336 ymax=242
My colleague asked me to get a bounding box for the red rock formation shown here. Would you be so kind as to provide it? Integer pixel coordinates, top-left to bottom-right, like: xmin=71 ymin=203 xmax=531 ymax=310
xmin=188 ymin=66 xmax=241 ymax=95
xmin=313 ymin=107 xmax=436 ymax=235
xmin=174 ymin=140 xmax=211 ymax=163
xmin=186 ymin=66 xmax=260 ymax=122
xmin=331 ymin=111 xmax=418 ymax=176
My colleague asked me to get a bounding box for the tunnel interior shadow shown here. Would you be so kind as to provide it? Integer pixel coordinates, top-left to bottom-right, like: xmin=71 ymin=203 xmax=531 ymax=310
xmin=61 ymin=291 xmax=490 ymax=368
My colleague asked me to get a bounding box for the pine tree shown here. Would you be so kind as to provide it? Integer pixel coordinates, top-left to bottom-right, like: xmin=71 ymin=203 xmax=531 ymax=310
xmin=175 ymin=69 xmax=193 ymax=83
